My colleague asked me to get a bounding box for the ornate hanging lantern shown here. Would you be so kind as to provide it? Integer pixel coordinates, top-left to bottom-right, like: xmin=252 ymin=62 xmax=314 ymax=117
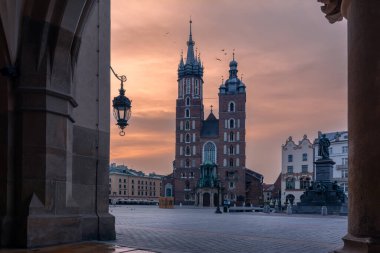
xmin=110 ymin=66 xmax=132 ymax=136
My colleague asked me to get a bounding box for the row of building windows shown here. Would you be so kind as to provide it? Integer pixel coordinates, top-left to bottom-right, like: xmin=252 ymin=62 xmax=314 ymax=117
xmin=179 ymin=131 xmax=241 ymax=143
xmin=178 ymin=78 xmax=200 ymax=98
xmin=179 ymin=133 xmax=196 ymax=143
xmin=328 ymin=146 xmax=348 ymax=155
xmin=182 ymin=99 xmax=237 ymax=113
xmin=179 ymin=146 xmax=196 ymax=156
xmin=111 ymin=178 xmax=160 ymax=186
xmin=287 ymin=165 xmax=309 ymax=173
xmin=179 ymin=120 xmax=195 ymax=130
xmin=181 ymin=172 xmax=195 ymax=178
xmin=223 ymin=131 xmax=240 ymax=142
xmin=178 ymin=157 xmax=240 ymax=168
xmin=288 ymin=153 xmax=308 ymax=163
xmin=224 ymin=144 xmax=240 ymax=155
xmin=285 ymin=177 xmax=311 ymax=190
xmin=111 ymin=190 xmax=159 ymax=196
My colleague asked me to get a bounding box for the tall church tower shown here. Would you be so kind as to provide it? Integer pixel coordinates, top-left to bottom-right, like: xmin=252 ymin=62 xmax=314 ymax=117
xmin=174 ymin=20 xmax=204 ymax=205
xmin=218 ymin=54 xmax=247 ymax=203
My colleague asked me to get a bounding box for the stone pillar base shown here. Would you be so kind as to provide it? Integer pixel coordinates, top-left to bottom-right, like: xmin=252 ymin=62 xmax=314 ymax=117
xmin=332 ymin=234 xmax=380 ymax=253
xmin=25 ymin=213 xmax=115 ymax=248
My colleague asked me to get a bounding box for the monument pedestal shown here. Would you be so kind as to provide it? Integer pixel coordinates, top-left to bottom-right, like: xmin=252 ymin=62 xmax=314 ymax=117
xmin=296 ymin=158 xmax=347 ymax=215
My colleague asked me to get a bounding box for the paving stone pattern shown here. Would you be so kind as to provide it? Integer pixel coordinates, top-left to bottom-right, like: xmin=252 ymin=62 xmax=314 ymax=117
xmin=112 ymin=205 xmax=347 ymax=253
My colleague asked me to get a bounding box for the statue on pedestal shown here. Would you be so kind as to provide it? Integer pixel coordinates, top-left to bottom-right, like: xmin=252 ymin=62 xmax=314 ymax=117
xmin=318 ymin=133 xmax=331 ymax=159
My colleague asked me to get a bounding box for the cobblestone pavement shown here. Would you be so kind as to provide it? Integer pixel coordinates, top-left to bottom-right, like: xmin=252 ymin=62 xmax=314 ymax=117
xmin=112 ymin=205 xmax=347 ymax=253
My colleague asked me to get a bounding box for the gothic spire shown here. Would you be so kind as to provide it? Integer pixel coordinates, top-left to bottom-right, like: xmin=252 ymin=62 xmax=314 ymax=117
xmin=186 ymin=18 xmax=195 ymax=64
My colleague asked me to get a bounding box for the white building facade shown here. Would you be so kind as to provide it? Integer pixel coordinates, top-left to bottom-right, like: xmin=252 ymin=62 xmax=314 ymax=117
xmin=314 ymin=131 xmax=348 ymax=196
xmin=281 ymin=135 xmax=314 ymax=206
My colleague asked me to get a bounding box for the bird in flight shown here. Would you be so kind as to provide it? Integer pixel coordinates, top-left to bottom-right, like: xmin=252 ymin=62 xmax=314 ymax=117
xmin=216 ymin=58 xmax=222 ymax=61
xmin=221 ymin=49 xmax=225 ymax=51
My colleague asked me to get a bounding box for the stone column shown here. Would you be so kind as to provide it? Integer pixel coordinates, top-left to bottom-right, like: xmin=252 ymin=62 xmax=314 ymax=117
xmin=335 ymin=0 xmax=380 ymax=252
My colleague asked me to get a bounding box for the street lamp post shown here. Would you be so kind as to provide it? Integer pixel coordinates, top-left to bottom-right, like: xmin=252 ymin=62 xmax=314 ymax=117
xmin=110 ymin=66 xmax=132 ymax=136
xmin=215 ymin=179 xmax=222 ymax=214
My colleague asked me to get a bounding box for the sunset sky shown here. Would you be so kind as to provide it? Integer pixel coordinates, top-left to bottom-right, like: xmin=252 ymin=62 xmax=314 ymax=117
xmin=110 ymin=0 xmax=347 ymax=183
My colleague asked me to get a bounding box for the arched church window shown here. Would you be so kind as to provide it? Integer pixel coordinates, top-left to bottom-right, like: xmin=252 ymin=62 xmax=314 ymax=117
xmin=186 ymin=97 xmax=190 ymax=106
xmin=229 ymin=158 xmax=234 ymax=167
xmin=229 ymin=119 xmax=235 ymax=128
xmin=185 ymin=109 xmax=190 ymax=118
xmin=229 ymin=132 xmax=234 ymax=141
xmin=185 ymin=159 xmax=190 ymax=167
xmin=229 ymin=145 xmax=234 ymax=155
xmin=186 ymin=79 xmax=191 ymax=94
xmin=185 ymin=146 xmax=191 ymax=156
xmin=203 ymin=142 xmax=216 ymax=164
xmin=185 ymin=120 xmax=190 ymax=130
xmin=195 ymin=80 xmax=199 ymax=95
xmin=229 ymin=102 xmax=235 ymax=112
xmin=185 ymin=134 xmax=191 ymax=143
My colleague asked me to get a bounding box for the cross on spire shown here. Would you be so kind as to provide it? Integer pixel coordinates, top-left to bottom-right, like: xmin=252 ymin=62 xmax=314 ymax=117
xmin=210 ymin=105 xmax=213 ymax=113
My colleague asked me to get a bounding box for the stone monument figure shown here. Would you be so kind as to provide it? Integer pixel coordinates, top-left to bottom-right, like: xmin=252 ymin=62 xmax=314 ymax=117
xmin=318 ymin=133 xmax=331 ymax=159
xmin=295 ymin=132 xmax=347 ymax=215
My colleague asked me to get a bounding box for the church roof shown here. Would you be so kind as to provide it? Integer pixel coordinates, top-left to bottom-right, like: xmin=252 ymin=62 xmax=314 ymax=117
xmin=201 ymin=112 xmax=219 ymax=137
xmin=219 ymin=53 xmax=245 ymax=94
xmin=206 ymin=111 xmax=217 ymax=121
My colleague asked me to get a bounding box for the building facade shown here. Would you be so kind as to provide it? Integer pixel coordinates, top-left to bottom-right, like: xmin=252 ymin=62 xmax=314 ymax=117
xmin=313 ymin=131 xmax=348 ymax=196
xmin=281 ymin=135 xmax=314 ymax=206
xmin=109 ymin=164 xmax=162 ymax=204
xmin=169 ymin=20 xmax=261 ymax=207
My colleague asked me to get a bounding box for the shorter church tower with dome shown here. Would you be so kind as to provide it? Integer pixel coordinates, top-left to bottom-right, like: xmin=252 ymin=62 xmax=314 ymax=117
xmin=162 ymin=20 xmax=263 ymax=207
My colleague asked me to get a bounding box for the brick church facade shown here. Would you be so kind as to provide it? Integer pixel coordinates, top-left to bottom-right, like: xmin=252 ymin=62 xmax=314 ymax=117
xmin=163 ymin=20 xmax=263 ymax=207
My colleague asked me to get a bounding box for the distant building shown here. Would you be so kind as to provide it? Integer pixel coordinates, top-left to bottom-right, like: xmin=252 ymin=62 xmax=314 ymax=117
xmin=170 ymin=20 xmax=262 ymax=207
xmin=314 ymin=131 xmax=348 ymax=196
xmin=263 ymin=184 xmax=274 ymax=204
xmin=263 ymin=173 xmax=281 ymax=207
xmin=109 ymin=163 xmax=163 ymax=204
xmin=245 ymin=169 xmax=264 ymax=206
xmin=281 ymin=135 xmax=314 ymax=206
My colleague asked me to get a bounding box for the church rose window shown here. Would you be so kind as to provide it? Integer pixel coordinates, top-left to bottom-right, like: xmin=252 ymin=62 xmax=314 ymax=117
xmin=203 ymin=142 xmax=216 ymax=163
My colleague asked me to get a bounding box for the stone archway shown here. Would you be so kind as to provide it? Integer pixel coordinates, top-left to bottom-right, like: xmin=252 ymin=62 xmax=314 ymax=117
xmin=203 ymin=193 xmax=210 ymax=207
xmin=286 ymin=194 xmax=295 ymax=205
xmin=0 ymin=0 xmax=115 ymax=248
